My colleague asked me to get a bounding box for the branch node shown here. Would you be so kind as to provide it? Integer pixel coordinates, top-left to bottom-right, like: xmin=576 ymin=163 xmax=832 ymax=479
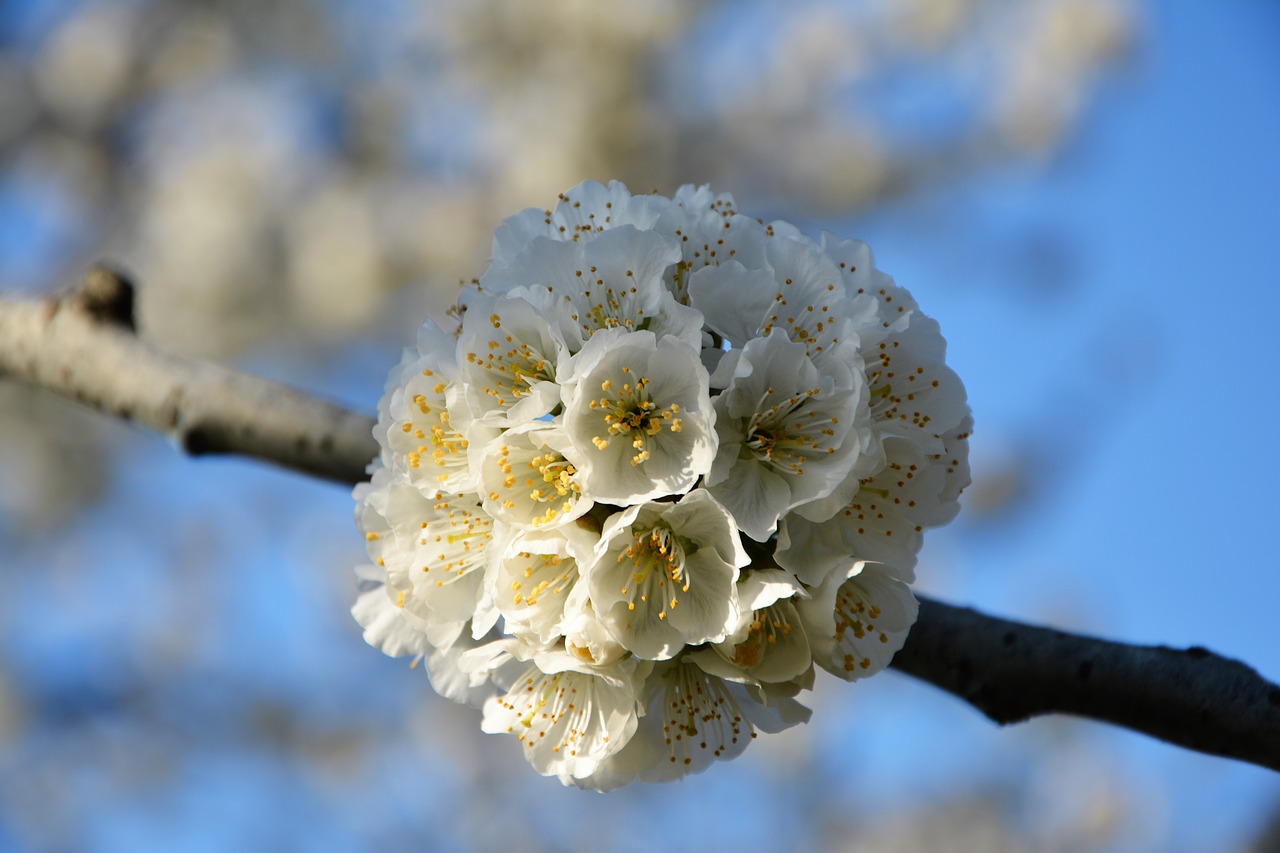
xmin=74 ymin=264 xmax=137 ymax=332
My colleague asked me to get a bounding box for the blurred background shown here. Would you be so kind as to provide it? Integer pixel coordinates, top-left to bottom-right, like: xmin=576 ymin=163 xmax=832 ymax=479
xmin=1 ymin=0 xmax=1278 ymax=850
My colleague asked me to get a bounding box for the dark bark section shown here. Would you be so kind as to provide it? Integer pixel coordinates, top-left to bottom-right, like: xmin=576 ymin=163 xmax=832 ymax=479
xmin=893 ymin=597 xmax=1280 ymax=771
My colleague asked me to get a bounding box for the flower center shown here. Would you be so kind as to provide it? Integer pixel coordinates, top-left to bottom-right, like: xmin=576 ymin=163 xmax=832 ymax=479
xmin=463 ymin=313 xmax=555 ymax=408
xmin=588 ymin=369 xmax=684 ymax=466
xmin=402 ymin=389 xmax=470 ymax=483
xmin=526 ymin=451 xmax=581 ymax=525
xmin=508 ymin=551 xmax=574 ymax=608
xmin=730 ymin=603 xmax=795 ymax=668
xmin=742 ymin=385 xmax=828 ymax=476
xmin=416 ymin=498 xmax=493 ymax=586
xmin=618 ymin=525 xmax=690 ymax=620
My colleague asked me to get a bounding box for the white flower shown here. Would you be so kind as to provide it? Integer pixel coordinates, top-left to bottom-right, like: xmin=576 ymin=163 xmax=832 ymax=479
xmin=476 ymin=646 xmax=648 ymax=785
xmin=694 ymin=568 xmax=813 ymax=686
xmin=820 ymin=233 xmax=907 ymax=304
xmin=706 ymin=329 xmax=872 ymax=540
xmin=353 ymin=476 xmax=499 ymax=707
xmin=375 ymin=323 xmax=483 ymax=495
xmin=492 ymin=523 xmax=597 ymax=647
xmin=455 ymin=293 xmax=568 ymax=427
xmin=587 ymin=489 xmax=747 ymax=660
xmin=352 ymin=583 xmax=496 ymax=707
xmin=355 ymin=179 xmax=971 ymax=789
xmin=653 ymin=185 xmax=770 ymax=301
xmin=560 ymin=328 xmax=716 ymax=505
xmin=358 ymin=475 xmax=502 ymax=629
xmin=588 ymin=654 xmax=812 ymax=789
xmin=488 ymin=180 xmax=671 ymax=268
xmin=776 ymin=417 xmax=973 ymax=585
xmin=482 ymin=225 xmax=704 ymax=352
xmin=797 ymin=562 xmax=918 ymax=681
xmin=858 ymin=308 xmax=969 ymax=456
xmin=475 ymin=424 xmax=590 ymax=530
xmin=688 ymin=234 xmax=857 ymax=368
xmin=560 ymin=587 xmax=629 ymax=668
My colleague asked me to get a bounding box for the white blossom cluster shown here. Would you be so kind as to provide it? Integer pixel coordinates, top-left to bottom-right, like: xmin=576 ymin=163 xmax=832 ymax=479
xmin=353 ymin=181 xmax=971 ymax=789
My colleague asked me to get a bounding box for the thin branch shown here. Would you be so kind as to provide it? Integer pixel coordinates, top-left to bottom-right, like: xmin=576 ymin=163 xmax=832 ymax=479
xmin=2 ymin=269 xmax=1278 ymax=772
xmin=0 ymin=267 xmax=377 ymax=485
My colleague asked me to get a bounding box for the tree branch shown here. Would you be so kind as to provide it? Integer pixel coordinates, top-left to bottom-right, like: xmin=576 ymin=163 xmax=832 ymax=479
xmin=895 ymin=597 xmax=1280 ymax=771
xmin=0 ymin=267 xmax=377 ymax=485
xmin=2 ymin=269 xmax=1277 ymax=772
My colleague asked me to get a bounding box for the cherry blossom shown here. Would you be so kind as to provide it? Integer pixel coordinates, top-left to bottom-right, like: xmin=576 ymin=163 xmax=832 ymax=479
xmin=355 ymin=179 xmax=970 ymax=788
